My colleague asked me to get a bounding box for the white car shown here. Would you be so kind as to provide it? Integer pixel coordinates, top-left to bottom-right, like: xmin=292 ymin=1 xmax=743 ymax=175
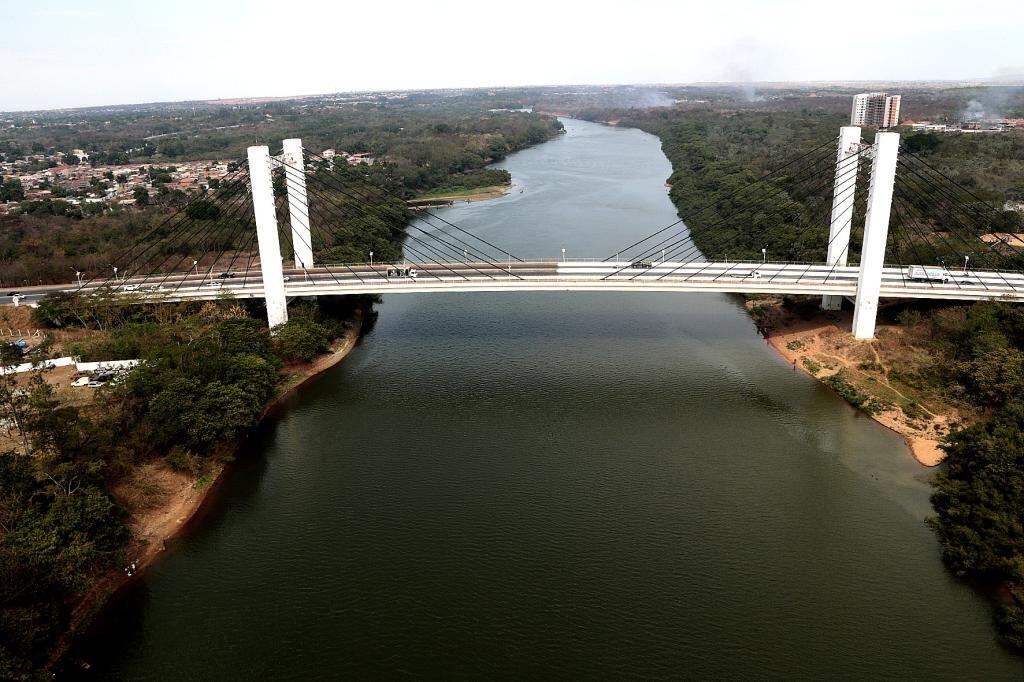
xmin=203 ymin=281 xmax=223 ymax=288
xmin=121 ymin=283 xmax=141 ymax=291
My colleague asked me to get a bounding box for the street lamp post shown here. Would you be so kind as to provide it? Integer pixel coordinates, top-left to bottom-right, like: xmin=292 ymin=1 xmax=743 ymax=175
xmin=369 ymin=251 xmax=374 ymax=267
xmin=964 ymin=255 xmax=970 ymax=272
xmin=69 ymin=266 xmax=82 ymax=286
xmin=193 ymin=260 xmax=199 ymax=277
xmin=561 ymin=248 xmax=566 ymax=263
xmin=661 ymin=249 xmax=666 ymax=264
xmin=761 ymin=248 xmax=767 ymax=264
xmin=113 ymin=266 xmax=119 ymax=282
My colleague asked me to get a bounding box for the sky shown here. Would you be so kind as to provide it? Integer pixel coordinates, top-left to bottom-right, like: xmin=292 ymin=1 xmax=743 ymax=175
xmin=2 ymin=0 xmax=1023 ymax=111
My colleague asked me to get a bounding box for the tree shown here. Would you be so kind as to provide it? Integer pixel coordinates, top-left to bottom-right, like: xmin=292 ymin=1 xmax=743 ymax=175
xmin=903 ymin=132 xmax=942 ymax=154
xmin=185 ymin=199 xmax=221 ymax=221
xmin=272 ymin=319 xmax=331 ymax=362
xmin=0 ymin=178 xmax=24 ymax=203
xmin=132 ymin=185 xmax=150 ymax=205
xmin=930 ymin=400 xmax=1024 ymax=647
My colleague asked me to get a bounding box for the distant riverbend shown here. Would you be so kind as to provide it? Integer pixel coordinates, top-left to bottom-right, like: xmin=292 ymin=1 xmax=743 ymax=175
xmin=80 ymin=119 xmax=1024 ymax=678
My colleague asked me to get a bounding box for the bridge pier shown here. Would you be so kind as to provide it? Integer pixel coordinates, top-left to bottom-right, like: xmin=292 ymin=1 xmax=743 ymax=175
xmin=282 ymin=138 xmax=313 ymax=269
xmin=852 ymin=132 xmax=900 ymax=340
xmin=821 ymin=126 xmax=861 ymax=311
xmin=247 ymin=145 xmax=289 ymax=328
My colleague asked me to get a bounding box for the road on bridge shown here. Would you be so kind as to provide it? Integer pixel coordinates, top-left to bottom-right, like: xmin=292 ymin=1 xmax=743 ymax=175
xmin=5 ymin=260 xmax=1023 ymax=307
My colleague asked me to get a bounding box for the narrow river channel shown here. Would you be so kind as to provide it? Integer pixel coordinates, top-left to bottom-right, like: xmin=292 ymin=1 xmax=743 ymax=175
xmin=84 ymin=119 xmax=1023 ymax=678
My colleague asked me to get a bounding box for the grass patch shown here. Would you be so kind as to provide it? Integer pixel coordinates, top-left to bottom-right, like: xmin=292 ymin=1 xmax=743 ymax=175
xmin=802 ymin=357 xmax=821 ymax=374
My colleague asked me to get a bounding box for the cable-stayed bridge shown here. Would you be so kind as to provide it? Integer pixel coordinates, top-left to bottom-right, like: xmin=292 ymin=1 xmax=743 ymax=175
xmin=13 ymin=127 xmax=1024 ymax=340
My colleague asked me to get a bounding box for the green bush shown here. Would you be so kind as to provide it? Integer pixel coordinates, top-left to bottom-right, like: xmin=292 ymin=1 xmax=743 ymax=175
xmin=896 ymin=308 xmax=923 ymax=328
xmin=272 ymin=319 xmax=332 ymax=363
xmin=824 ymin=373 xmax=868 ymax=408
xmin=801 ymin=357 xmax=821 ymax=374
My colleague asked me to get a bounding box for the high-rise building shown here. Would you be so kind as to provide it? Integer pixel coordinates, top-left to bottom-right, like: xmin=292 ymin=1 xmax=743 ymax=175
xmin=850 ymin=93 xmax=902 ymax=128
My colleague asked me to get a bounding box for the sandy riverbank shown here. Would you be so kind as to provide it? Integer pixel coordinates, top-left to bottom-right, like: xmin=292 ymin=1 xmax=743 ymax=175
xmin=752 ymin=297 xmax=954 ymax=467
xmin=50 ymin=313 xmax=364 ymax=670
xmin=410 ymin=184 xmax=514 ymax=206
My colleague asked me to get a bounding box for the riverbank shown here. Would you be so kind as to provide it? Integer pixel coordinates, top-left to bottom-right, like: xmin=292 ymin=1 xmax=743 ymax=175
xmin=409 ymin=183 xmax=513 ymax=206
xmin=49 ymin=310 xmax=365 ymax=672
xmin=750 ymin=295 xmax=956 ymax=466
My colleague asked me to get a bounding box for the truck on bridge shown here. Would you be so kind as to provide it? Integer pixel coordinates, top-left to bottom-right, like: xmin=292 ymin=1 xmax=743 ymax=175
xmin=907 ymin=265 xmax=952 ymax=283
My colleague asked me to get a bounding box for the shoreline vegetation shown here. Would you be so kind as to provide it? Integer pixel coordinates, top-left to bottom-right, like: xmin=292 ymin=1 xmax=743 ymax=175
xmin=0 ymin=293 xmax=376 ymax=677
xmin=50 ymin=307 xmax=367 ymax=671
xmin=409 ymin=183 xmax=513 ymax=206
xmin=408 ymin=167 xmax=517 ymax=207
xmin=749 ymin=296 xmax=952 ymax=466
xmin=568 ymin=108 xmax=1024 ymax=650
xmin=0 ymin=106 xmax=565 ymax=677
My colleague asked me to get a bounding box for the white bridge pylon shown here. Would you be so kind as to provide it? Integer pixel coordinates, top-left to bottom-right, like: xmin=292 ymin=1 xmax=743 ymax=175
xmin=240 ymin=131 xmax=913 ymax=339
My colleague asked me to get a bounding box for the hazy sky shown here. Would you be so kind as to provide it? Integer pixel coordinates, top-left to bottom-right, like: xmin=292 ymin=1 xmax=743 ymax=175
xmin=3 ymin=0 xmax=1023 ymax=111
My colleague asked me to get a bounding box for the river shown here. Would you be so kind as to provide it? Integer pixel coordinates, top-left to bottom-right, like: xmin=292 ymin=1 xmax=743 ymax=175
xmin=82 ymin=119 xmax=1022 ymax=678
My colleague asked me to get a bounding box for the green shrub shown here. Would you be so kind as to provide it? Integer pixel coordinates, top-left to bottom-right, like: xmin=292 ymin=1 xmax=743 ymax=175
xmin=903 ymin=401 xmax=926 ymax=420
xmin=824 ymin=373 xmax=869 ymax=408
xmin=272 ymin=319 xmax=331 ymax=363
xmin=896 ymin=309 xmax=923 ymax=327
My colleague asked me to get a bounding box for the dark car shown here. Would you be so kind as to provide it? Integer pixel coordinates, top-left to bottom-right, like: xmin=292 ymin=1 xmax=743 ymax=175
xmin=630 ymin=261 xmax=653 ymax=269
xmin=217 ymin=272 xmax=238 ymax=279
xmin=7 ymin=291 xmax=22 ymax=297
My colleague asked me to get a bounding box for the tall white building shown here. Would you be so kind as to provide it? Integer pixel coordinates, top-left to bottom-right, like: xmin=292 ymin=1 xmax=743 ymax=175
xmin=850 ymin=93 xmax=901 ymax=128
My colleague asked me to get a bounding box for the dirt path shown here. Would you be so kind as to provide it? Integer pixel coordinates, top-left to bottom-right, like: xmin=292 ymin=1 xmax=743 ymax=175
xmin=757 ymin=300 xmax=954 ymax=466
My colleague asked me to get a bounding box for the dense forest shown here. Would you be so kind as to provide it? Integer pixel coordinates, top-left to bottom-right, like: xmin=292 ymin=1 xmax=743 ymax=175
xmin=576 ymin=103 xmax=1024 ymax=649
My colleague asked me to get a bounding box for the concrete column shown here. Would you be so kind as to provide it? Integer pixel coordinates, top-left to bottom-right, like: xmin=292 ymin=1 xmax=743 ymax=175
xmin=821 ymin=126 xmax=861 ymax=310
xmin=852 ymin=132 xmax=900 ymax=340
xmin=282 ymin=138 xmax=313 ymax=269
xmin=247 ymin=145 xmax=289 ymax=328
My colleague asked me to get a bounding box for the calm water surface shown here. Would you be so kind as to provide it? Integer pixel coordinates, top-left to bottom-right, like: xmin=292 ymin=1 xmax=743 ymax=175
xmin=85 ymin=119 xmax=1023 ymax=678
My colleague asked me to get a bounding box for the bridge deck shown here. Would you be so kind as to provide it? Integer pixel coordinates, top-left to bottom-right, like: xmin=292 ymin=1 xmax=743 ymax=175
xmin=6 ymin=261 xmax=1024 ymax=307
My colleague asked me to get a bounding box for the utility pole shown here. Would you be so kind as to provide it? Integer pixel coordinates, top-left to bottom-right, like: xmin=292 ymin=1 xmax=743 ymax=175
xmin=852 ymin=132 xmax=900 ymax=340
xmin=822 ymin=126 xmax=861 ymax=310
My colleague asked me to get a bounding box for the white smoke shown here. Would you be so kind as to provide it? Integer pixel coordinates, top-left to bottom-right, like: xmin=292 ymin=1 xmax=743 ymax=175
xmin=963 ymin=99 xmax=988 ymax=120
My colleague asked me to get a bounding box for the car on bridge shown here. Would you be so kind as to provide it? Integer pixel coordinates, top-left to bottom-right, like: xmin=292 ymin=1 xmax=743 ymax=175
xmin=630 ymin=260 xmax=653 ymax=269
